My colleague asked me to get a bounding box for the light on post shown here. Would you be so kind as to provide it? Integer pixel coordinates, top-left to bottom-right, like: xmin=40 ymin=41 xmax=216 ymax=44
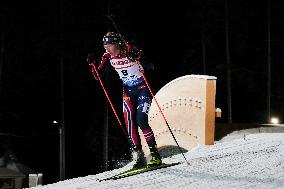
xmin=270 ymin=117 xmax=279 ymax=124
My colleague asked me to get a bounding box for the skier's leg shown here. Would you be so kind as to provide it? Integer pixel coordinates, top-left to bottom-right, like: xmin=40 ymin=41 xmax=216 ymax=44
xmin=123 ymin=91 xmax=141 ymax=148
xmin=123 ymin=91 xmax=146 ymax=168
xmin=136 ymin=86 xmax=162 ymax=167
xmin=136 ymin=86 xmax=156 ymax=148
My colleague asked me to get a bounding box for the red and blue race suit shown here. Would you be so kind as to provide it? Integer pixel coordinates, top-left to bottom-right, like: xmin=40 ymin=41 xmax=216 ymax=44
xmin=97 ymin=45 xmax=156 ymax=149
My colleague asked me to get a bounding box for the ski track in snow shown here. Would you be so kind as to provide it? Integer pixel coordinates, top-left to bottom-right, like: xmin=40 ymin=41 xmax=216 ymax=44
xmin=30 ymin=130 xmax=284 ymax=189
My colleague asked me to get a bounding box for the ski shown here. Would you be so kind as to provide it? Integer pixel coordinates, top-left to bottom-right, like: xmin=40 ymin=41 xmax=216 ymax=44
xmin=99 ymin=162 xmax=180 ymax=182
xmin=98 ymin=165 xmax=147 ymax=182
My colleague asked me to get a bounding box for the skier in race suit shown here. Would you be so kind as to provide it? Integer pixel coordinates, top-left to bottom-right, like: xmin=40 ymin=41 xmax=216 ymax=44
xmin=89 ymin=32 xmax=162 ymax=169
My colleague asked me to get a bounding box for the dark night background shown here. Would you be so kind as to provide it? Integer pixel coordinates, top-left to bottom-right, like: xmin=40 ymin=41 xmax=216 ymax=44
xmin=0 ymin=0 xmax=283 ymax=185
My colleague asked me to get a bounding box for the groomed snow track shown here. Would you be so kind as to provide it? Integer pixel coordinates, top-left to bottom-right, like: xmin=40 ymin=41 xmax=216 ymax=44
xmin=31 ymin=128 xmax=284 ymax=189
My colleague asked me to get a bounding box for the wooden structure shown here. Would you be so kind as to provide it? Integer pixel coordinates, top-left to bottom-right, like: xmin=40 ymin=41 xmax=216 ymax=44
xmin=0 ymin=168 xmax=25 ymax=189
xmin=139 ymin=75 xmax=219 ymax=158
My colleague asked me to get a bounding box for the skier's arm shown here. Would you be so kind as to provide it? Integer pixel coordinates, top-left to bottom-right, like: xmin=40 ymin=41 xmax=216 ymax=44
xmin=139 ymin=55 xmax=155 ymax=70
xmin=87 ymin=52 xmax=110 ymax=80
xmin=127 ymin=45 xmax=154 ymax=70
xmin=98 ymin=52 xmax=110 ymax=72
xmin=126 ymin=44 xmax=141 ymax=60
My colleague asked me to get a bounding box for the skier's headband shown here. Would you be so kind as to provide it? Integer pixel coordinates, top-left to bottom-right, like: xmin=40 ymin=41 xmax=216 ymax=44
xmin=103 ymin=35 xmax=120 ymax=45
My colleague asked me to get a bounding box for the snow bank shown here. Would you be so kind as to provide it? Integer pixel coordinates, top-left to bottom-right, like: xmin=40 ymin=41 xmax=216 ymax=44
xmin=30 ymin=129 xmax=284 ymax=189
xmin=217 ymin=126 xmax=284 ymax=143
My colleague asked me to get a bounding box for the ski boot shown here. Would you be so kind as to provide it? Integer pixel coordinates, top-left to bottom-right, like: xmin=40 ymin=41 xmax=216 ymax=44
xmin=147 ymin=145 xmax=162 ymax=168
xmin=132 ymin=147 xmax=146 ymax=170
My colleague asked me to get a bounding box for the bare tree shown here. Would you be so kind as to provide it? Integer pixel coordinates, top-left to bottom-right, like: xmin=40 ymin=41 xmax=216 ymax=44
xmin=0 ymin=32 xmax=4 ymax=96
xmin=225 ymin=0 xmax=232 ymax=123
xmin=267 ymin=0 xmax=271 ymax=123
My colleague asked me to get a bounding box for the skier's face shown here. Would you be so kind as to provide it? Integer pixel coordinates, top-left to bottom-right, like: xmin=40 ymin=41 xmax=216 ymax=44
xmin=104 ymin=44 xmax=120 ymax=56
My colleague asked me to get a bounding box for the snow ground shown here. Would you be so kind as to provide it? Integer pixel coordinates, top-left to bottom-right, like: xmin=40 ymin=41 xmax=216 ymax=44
xmin=30 ymin=126 xmax=284 ymax=189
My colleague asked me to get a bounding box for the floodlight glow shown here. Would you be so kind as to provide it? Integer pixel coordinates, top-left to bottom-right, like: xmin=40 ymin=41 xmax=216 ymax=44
xmin=53 ymin=120 xmax=58 ymax=124
xmin=270 ymin=117 xmax=279 ymax=124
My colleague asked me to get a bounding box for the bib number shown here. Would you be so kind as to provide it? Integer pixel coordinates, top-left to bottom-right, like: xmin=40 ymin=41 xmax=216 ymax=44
xmin=121 ymin=70 xmax=128 ymax=76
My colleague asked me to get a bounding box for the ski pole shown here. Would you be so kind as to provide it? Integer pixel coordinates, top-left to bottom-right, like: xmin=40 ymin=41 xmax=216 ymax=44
xmin=88 ymin=60 xmax=134 ymax=148
xmin=135 ymin=59 xmax=190 ymax=165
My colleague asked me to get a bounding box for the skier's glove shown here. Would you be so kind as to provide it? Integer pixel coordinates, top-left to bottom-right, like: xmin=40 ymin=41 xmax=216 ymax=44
xmin=87 ymin=53 xmax=95 ymax=64
xmin=86 ymin=54 xmax=98 ymax=80
xmin=125 ymin=44 xmax=141 ymax=61
xmin=140 ymin=59 xmax=155 ymax=70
